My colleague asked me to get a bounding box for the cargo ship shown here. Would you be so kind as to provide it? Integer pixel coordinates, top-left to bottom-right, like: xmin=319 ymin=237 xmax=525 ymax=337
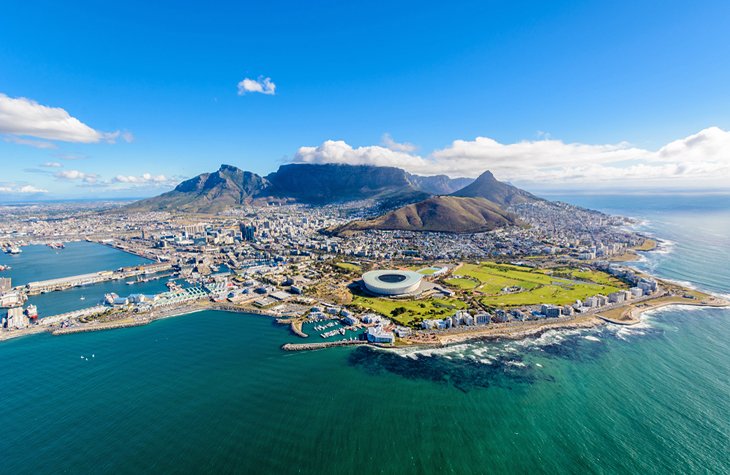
xmin=25 ymin=304 xmax=39 ymax=320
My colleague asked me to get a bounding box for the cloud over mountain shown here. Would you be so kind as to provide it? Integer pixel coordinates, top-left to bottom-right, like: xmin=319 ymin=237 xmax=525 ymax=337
xmin=292 ymin=127 xmax=730 ymax=190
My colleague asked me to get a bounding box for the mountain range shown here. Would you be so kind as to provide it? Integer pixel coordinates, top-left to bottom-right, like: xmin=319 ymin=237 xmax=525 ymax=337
xmin=126 ymin=163 xmax=542 ymax=233
xmin=126 ymin=163 xmax=474 ymax=213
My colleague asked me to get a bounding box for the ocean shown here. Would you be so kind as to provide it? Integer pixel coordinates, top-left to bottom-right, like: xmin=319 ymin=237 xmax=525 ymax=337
xmin=1 ymin=195 xmax=728 ymax=474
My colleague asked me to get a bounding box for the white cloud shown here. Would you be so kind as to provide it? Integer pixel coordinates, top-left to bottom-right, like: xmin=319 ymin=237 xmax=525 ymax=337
xmin=293 ymin=140 xmax=429 ymax=170
xmin=41 ymin=161 xmax=63 ymax=168
xmin=291 ymin=127 xmax=730 ymax=190
xmin=237 ymin=76 xmax=276 ymax=96
xmin=54 ymin=169 xmax=99 ymax=183
xmin=0 ymin=93 xmax=125 ymax=143
xmin=0 ymin=183 xmax=48 ymax=193
xmin=3 ymin=135 xmax=57 ymax=149
xmin=382 ymin=133 xmax=417 ymax=153
xmin=112 ymin=173 xmax=174 ymax=186
xmin=54 ymin=153 xmax=88 ymax=161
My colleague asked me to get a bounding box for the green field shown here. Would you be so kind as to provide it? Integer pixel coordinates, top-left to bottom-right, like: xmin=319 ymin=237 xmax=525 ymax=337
xmin=333 ymin=262 xmax=361 ymax=273
xmin=350 ymin=295 xmax=466 ymax=326
xmin=447 ymin=262 xmax=626 ymax=308
xmin=443 ymin=277 xmax=478 ymax=290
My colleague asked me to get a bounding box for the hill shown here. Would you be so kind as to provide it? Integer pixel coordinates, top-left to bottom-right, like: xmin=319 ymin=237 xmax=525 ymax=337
xmin=332 ymin=195 xmax=519 ymax=235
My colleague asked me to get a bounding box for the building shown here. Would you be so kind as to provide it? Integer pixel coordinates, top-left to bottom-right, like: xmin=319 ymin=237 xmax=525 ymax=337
xmin=361 ymin=313 xmax=382 ymax=324
xmin=367 ymin=325 xmax=395 ymax=344
xmin=475 ymin=313 xmax=491 ymax=325
xmin=361 ymin=270 xmax=424 ymax=296
xmin=5 ymin=306 xmax=28 ymax=329
xmin=0 ymin=277 xmax=11 ymax=293
xmin=608 ymin=291 xmax=626 ymax=304
xmin=240 ymin=223 xmax=257 ymax=242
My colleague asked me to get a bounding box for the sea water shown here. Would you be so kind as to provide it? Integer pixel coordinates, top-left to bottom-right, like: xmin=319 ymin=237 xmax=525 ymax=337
xmin=1 ymin=195 xmax=729 ymax=474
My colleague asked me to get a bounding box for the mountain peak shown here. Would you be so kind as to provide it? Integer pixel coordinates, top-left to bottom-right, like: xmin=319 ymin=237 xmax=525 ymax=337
xmin=451 ymin=170 xmax=540 ymax=207
xmin=219 ymin=164 xmax=241 ymax=173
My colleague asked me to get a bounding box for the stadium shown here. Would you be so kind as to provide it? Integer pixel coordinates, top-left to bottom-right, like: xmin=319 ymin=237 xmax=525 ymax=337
xmin=361 ymin=270 xmax=424 ymax=296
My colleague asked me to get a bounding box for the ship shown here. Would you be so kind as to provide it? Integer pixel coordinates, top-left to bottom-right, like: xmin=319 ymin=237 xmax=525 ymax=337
xmin=25 ymin=304 xmax=39 ymax=320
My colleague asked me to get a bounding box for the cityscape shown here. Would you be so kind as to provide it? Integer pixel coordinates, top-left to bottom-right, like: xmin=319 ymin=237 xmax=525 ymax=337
xmin=1 ymin=1 xmax=729 ymax=473
xmin=1 ymin=188 xmax=724 ymax=351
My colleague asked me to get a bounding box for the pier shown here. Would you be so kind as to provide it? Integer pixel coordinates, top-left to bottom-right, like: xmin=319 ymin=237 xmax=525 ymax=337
xmin=40 ymin=305 xmax=108 ymax=326
xmin=23 ymin=262 xmax=173 ymax=294
xmin=281 ymin=340 xmax=367 ymax=351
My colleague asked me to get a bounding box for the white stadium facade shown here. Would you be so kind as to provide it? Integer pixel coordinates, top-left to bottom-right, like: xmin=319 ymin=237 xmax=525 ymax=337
xmin=361 ymin=270 xmax=424 ymax=296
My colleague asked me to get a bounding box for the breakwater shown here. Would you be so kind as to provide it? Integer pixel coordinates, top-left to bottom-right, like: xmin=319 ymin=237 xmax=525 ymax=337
xmin=281 ymin=340 xmax=367 ymax=351
xmin=52 ymin=320 xmax=148 ymax=335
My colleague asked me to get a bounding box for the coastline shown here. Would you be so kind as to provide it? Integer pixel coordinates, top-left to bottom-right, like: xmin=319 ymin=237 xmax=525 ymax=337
xmin=2 ymin=236 xmax=729 ymax=349
xmin=2 ymin=289 xmax=728 ymax=348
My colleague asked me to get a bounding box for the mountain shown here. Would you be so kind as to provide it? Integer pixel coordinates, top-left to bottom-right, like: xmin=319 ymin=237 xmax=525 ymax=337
xmin=408 ymin=174 xmax=474 ymax=195
xmin=126 ymin=164 xmax=269 ymax=213
xmin=264 ymin=163 xmax=429 ymax=206
xmin=332 ymin=195 xmax=519 ymax=235
xmin=128 ymin=163 xmax=477 ymax=213
xmin=450 ymin=170 xmax=541 ymax=207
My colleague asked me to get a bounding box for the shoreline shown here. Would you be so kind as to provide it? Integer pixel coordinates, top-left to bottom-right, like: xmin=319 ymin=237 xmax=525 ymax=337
xmin=2 ymin=240 xmax=729 ymax=349
xmin=1 ymin=292 xmax=728 ymax=347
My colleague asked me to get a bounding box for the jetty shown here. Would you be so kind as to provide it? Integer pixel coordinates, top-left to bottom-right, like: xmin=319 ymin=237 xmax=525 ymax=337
xmin=40 ymin=305 xmax=108 ymax=326
xmin=281 ymin=340 xmax=367 ymax=351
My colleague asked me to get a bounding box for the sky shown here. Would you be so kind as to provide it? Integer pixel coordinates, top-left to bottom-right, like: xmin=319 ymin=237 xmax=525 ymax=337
xmin=1 ymin=0 xmax=730 ymax=200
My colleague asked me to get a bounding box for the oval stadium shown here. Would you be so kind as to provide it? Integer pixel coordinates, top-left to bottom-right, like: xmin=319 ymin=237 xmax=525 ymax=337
xmin=361 ymin=270 xmax=424 ymax=296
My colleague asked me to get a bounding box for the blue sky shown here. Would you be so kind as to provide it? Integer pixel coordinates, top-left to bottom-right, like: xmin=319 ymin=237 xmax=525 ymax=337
xmin=1 ymin=0 xmax=729 ymax=199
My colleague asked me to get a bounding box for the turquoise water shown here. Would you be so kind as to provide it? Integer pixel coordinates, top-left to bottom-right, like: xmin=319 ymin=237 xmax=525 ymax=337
xmin=27 ymin=276 xmax=172 ymax=317
xmin=0 ymin=241 xmax=152 ymax=286
xmin=1 ymin=196 xmax=729 ymax=474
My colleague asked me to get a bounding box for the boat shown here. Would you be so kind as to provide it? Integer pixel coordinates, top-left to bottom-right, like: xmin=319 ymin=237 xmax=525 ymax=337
xmin=126 ymin=281 xmax=135 ymax=285
xmin=6 ymin=246 xmax=22 ymax=255
xmin=25 ymin=304 xmax=38 ymax=320
xmin=0 ymin=265 xmax=10 ymax=271
xmin=80 ymin=296 xmax=86 ymax=301
xmin=47 ymin=242 xmax=65 ymax=250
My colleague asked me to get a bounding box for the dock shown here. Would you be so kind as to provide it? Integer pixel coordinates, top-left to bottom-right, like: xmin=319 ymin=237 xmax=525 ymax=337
xmin=23 ymin=262 xmax=173 ymax=294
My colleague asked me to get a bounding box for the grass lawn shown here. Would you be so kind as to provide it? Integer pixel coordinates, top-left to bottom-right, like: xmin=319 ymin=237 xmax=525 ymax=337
xmin=418 ymin=268 xmax=436 ymax=275
xmin=333 ymin=262 xmax=361 ymax=273
xmin=446 ymin=262 xmax=626 ymax=308
xmin=443 ymin=277 xmax=478 ymax=290
xmin=350 ymin=295 xmax=466 ymax=326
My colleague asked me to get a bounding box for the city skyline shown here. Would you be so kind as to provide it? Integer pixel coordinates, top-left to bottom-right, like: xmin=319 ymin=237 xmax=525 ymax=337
xmin=2 ymin=0 xmax=730 ymax=199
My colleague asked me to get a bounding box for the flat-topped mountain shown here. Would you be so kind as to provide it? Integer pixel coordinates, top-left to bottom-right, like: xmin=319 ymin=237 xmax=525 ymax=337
xmin=331 ymin=195 xmax=520 ymax=235
xmin=127 ymin=163 xmax=474 ymax=213
xmin=264 ymin=163 xmax=427 ymax=206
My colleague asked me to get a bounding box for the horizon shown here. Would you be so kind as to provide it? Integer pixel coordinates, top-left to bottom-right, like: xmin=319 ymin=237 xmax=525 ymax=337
xmin=2 ymin=1 xmax=730 ymax=200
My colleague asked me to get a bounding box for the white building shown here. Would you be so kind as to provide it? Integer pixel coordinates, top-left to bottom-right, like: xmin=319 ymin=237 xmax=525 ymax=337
xmin=367 ymin=325 xmax=395 ymax=344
